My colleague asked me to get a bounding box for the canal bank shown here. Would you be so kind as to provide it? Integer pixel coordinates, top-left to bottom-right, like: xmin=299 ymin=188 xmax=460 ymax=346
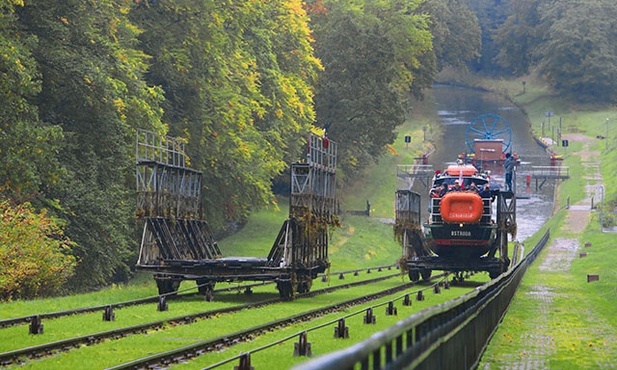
xmin=480 ymin=134 xmax=616 ymax=368
xmin=467 ymin=75 xmax=617 ymax=367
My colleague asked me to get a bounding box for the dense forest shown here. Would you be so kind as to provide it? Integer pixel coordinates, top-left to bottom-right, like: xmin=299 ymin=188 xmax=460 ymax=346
xmin=1 ymin=0 xmax=615 ymax=299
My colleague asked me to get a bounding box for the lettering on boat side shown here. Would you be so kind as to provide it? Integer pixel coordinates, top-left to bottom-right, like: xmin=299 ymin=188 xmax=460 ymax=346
xmin=451 ymin=230 xmax=472 ymax=237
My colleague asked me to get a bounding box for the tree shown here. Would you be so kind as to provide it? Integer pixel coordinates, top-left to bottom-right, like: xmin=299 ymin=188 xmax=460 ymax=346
xmin=534 ymin=1 xmax=617 ymax=102
xmin=494 ymin=0 xmax=541 ymax=75
xmin=17 ymin=0 xmax=165 ymax=289
xmin=419 ymin=0 xmax=481 ymax=71
xmin=131 ymin=0 xmax=320 ymax=228
xmin=308 ymin=0 xmax=433 ymax=180
xmin=464 ymin=0 xmax=509 ymax=73
xmin=0 ymin=1 xmax=64 ymax=203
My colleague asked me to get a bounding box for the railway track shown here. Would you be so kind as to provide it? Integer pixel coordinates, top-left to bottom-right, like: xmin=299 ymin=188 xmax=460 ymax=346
xmin=108 ymin=273 xmax=452 ymax=370
xmin=0 ymin=265 xmax=395 ymax=330
xmin=0 ymin=267 xmax=403 ymax=366
xmin=0 ymin=281 xmax=269 ymax=330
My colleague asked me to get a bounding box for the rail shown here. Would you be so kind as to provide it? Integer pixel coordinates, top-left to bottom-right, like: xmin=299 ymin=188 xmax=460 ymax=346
xmin=294 ymin=229 xmax=551 ymax=370
xmin=396 ymin=165 xmax=434 ymax=180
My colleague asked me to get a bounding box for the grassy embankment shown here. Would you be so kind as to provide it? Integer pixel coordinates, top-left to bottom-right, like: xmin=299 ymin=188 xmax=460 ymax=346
xmin=461 ymin=73 xmax=617 ymax=366
xmin=218 ymin=98 xmax=440 ymax=271
xmin=0 ymin=95 xmax=437 ymax=318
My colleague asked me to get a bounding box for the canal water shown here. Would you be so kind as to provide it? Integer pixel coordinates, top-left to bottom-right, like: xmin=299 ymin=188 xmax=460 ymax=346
xmin=417 ymin=84 xmax=555 ymax=242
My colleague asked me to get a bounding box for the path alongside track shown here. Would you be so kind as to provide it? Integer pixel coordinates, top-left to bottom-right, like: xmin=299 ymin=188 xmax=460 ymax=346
xmin=480 ymin=135 xmax=616 ymax=369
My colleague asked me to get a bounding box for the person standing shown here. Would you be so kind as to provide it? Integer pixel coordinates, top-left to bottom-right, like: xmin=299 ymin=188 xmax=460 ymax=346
xmin=504 ymin=153 xmax=515 ymax=192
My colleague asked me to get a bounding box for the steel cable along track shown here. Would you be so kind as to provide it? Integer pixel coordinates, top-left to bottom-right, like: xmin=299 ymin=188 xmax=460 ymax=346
xmin=0 ymin=271 xmax=401 ymax=366
xmin=107 ymin=274 xmax=447 ymax=370
xmin=0 ymin=266 xmax=395 ymax=330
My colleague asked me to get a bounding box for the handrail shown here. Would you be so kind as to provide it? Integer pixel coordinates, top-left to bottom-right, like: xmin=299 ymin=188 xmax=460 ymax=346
xmin=295 ymin=229 xmax=551 ymax=370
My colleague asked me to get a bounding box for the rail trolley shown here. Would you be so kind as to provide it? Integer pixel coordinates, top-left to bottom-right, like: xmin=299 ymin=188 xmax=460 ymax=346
xmin=135 ymin=130 xmax=338 ymax=298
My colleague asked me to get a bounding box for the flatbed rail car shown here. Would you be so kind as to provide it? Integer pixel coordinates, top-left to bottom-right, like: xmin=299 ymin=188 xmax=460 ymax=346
xmin=395 ymin=163 xmax=516 ymax=281
xmin=135 ymin=130 xmax=338 ymax=298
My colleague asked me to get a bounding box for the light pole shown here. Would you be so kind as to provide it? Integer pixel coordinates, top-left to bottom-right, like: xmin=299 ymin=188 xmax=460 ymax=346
xmin=606 ymin=118 xmax=609 ymax=151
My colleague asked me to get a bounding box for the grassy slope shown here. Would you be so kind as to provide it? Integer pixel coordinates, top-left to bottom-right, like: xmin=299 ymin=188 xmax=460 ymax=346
xmin=467 ymin=73 xmax=617 ymax=366
xmin=218 ymin=95 xmax=440 ymax=270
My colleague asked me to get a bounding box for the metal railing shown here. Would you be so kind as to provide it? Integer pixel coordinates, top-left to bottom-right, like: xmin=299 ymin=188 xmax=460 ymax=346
xmin=294 ymin=230 xmax=551 ymax=370
xmin=526 ymin=165 xmax=569 ymax=179
xmin=397 ymin=165 xmax=435 ymax=179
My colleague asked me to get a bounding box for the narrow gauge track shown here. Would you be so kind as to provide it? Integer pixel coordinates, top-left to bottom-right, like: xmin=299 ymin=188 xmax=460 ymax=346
xmin=0 ymin=268 xmax=401 ymax=366
xmin=108 ymin=273 xmax=449 ymax=370
xmin=0 ymin=281 xmax=268 ymax=330
xmin=0 ymin=265 xmax=394 ymax=330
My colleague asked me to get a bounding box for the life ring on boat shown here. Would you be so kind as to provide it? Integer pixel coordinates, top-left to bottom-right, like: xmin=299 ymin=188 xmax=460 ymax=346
xmin=440 ymin=191 xmax=483 ymax=224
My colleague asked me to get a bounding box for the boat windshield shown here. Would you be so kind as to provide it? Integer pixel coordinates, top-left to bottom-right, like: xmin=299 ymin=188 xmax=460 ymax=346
xmin=434 ymin=177 xmax=487 ymax=188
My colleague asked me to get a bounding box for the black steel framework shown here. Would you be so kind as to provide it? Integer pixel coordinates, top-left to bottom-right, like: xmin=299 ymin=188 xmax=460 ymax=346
xmin=135 ymin=130 xmax=338 ymax=298
xmin=395 ymin=188 xmax=515 ymax=281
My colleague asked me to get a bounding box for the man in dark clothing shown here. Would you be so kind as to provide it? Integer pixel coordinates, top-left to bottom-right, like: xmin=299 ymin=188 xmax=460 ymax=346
xmin=504 ymin=153 xmax=515 ymax=192
xmin=479 ymin=184 xmax=494 ymax=201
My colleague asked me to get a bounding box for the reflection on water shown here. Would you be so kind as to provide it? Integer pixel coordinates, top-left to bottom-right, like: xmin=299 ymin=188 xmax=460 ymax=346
xmin=412 ymin=85 xmax=555 ymax=242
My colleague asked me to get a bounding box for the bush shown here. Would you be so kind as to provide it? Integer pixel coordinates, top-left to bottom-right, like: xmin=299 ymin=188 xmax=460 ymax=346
xmin=0 ymin=199 xmax=76 ymax=300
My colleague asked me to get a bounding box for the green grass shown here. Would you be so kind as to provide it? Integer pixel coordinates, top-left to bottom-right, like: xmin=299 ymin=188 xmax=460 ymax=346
xmin=10 ymin=274 xmax=489 ymax=369
xmin=476 ymin=74 xmax=617 ymax=368
xmin=217 ymin=199 xmax=290 ymax=257
xmin=0 ymin=273 xmax=157 ymax=319
xmin=0 ymin=270 xmax=415 ymax=353
xmin=482 ymin=215 xmax=617 ymax=368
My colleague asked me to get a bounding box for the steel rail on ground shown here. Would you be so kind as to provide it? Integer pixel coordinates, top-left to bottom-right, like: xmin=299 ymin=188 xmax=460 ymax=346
xmin=0 ymin=271 xmax=401 ymax=366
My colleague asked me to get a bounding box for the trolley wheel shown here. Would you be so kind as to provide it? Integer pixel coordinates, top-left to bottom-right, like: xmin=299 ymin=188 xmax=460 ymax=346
xmin=502 ymin=257 xmax=511 ymax=272
xmin=453 ymin=272 xmax=465 ymax=284
xmin=277 ymin=281 xmax=294 ymax=299
xmin=196 ymin=279 xmax=215 ymax=295
xmin=408 ymin=270 xmax=420 ymax=282
xmin=296 ymin=278 xmax=312 ymax=294
xmin=421 ymin=269 xmax=432 ymax=281
xmin=489 ymin=268 xmax=502 ymax=279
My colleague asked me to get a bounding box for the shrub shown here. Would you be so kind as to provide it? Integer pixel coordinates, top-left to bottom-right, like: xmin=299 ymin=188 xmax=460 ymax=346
xmin=0 ymin=199 xmax=76 ymax=300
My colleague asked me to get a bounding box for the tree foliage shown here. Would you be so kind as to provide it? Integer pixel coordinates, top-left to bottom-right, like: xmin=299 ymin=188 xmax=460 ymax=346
xmin=463 ymin=0 xmax=509 ymax=73
xmin=493 ymin=0 xmax=541 ymax=75
xmin=534 ymin=1 xmax=617 ymax=101
xmin=419 ymin=0 xmax=481 ymax=71
xmin=308 ymin=0 xmax=433 ymax=180
xmin=495 ymin=0 xmax=617 ymax=102
xmin=15 ymin=0 xmax=165 ymax=289
xmin=0 ymin=198 xmax=76 ymax=300
xmin=131 ymin=0 xmax=320 ymax=228
xmin=0 ymin=2 xmax=64 ymax=203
